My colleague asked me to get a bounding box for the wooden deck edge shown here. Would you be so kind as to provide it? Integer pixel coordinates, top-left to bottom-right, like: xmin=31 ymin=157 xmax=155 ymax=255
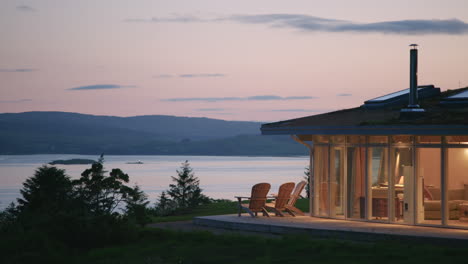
xmin=193 ymin=216 xmax=468 ymax=245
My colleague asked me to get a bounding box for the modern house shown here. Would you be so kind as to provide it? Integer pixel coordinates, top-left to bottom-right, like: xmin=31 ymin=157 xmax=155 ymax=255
xmin=261 ymin=45 xmax=468 ymax=228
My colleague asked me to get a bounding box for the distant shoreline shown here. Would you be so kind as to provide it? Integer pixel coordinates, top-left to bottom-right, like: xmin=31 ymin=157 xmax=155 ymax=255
xmin=1 ymin=153 xmax=308 ymax=158
xmin=49 ymin=158 xmax=96 ymax=165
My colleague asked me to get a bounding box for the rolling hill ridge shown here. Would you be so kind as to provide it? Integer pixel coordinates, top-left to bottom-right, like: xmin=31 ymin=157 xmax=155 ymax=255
xmin=0 ymin=112 xmax=307 ymax=156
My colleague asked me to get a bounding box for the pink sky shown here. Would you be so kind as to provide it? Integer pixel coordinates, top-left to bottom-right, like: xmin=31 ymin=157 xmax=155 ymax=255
xmin=1 ymin=0 xmax=468 ymax=121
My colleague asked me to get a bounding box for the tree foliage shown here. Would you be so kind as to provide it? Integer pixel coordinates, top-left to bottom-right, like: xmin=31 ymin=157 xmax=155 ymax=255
xmin=304 ymin=166 xmax=311 ymax=199
xmin=167 ymin=160 xmax=209 ymax=209
xmin=154 ymin=191 xmax=175 ymax=216
xmin=17 ymin=165 xmax=73 ymax=213
xmin=125 ymin=185 xmax=151 ymax=226
xmin=0 ymin=155 xmax=149 ymax=262
xmin=73 ymin=158 xmax=132 ymax=215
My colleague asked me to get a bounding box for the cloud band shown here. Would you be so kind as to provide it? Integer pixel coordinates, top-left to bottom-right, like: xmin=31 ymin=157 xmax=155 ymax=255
xmin=67 ymin=84 xmax=135 ymax=91
xmin=128 ymin=14 xmax=468 ymax=35
xmin=162 ymin=95 xmax=317 ymax=102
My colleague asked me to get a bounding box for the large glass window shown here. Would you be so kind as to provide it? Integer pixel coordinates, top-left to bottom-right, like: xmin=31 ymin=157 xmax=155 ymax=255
xmin=417 ymin=136 xmax=441 ymax=144
xmin=309 ymin=134 xmax=468 ymax=230
xmin=346 ymin=147 xmax=366 ymax=219
xmin=446 ymin=136 xmax=468 ymax=144
xmin=446 ymin=148 xmax=468 ymax=228
xmin=314 ymin=146 xmax=329 ymax=217
xmin=391 ymin=135 xmax=413 ymax=144
xmin=368 ymin=147 xmax=388 ymax=221
xmin=416 ymin=148 xmax=441 ymax=225
xmin=391 ymin=147 xmax=413 ymax=224
xmin=331 ymin=136 xmax=345 ymax=144
xmin=330 ymin=147 xmax=345 ymax=218
xmin=369 ymin=136 xmax=388 ymax=144
xmin=347 ymin=136 xmax=366 ymax=144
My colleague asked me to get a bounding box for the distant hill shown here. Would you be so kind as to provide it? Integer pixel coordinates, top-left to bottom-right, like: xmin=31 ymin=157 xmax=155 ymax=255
xmin=0 ymin=112 xmax=307 ymax=156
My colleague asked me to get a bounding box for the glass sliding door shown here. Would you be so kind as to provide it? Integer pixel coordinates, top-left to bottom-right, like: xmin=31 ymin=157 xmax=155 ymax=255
xmin=330 ymin=147 xmax=345 ymax=218
xmin=416 ymin=148 xmax=441 ymax=225
xmin=346 ymin=147 xmax=366 ymax=219
xmin=391 ymin=147 xmax=414 ymax=224
xmin=314 ymin=146 xmax=329 ymax=217
xmin=446 ymin=147 xmax=468 ymax=228
xmin=368 ymin=147 xmax=389 ymax=221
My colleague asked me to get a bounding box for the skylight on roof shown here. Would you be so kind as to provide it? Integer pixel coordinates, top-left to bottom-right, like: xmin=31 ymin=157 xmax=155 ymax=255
xmin=446 ymin=90 xmax=468 ymax=99
xmin=367 ymin=88 xmax=422 ymax=102
xmin=367 ymin=89 xmax=409 ymax=102
xmin=362 ymin=85 xmax=439 ymax=109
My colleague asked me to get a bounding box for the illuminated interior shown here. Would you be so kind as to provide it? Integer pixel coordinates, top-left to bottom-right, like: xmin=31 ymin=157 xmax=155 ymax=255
xmin=312 ymin=135 xmax=468 ymax=228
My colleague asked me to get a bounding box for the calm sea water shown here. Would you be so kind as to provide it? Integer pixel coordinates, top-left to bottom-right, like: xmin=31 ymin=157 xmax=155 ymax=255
xmin=0 ymin=155 xmax=308 ymax=210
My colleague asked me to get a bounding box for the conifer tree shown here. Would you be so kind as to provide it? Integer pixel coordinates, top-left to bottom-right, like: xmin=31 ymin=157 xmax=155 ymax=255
xmin=167 ymin=160 xmax=208 ymax=208
xmin=157 ymin=191 xmax=170 ymax=211
xmin=125 ymin=185 xmax=150 ymax=226
xmin=155 ymin=191 xmax=174 ymax=216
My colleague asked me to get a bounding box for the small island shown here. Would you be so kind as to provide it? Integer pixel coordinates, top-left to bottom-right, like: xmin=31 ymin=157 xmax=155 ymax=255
xmin=49 ymin=158 xmax=96 ymax=165
xmin=126 ymin=160 xmax=144 ymax=164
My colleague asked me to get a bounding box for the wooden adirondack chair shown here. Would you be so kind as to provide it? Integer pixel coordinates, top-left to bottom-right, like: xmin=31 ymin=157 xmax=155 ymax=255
xmin=235 ymin=183 xmax=271 ymax=217
xmin=284 ymin=180 xmax=307 ymax=216
xmin=265 ymin=182 xmax=295 ymax=217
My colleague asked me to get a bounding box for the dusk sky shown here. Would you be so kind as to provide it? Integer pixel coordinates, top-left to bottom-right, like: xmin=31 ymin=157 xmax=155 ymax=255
xmin=1 ymin=0 xmax=468 ymax=122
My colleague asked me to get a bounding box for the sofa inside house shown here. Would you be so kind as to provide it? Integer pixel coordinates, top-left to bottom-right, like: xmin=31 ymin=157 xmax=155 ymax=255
xmin=424 ymin=186 xmax=468 ymax=220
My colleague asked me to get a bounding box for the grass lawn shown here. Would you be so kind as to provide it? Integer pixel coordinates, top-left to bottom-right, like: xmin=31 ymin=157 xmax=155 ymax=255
xmin=7 ymin=198 xmax=468 ymax=263
xmin=151 ymin=198 xmax=310 ymax=222
xmin=79 ymin=227 xmax=468 ymax=264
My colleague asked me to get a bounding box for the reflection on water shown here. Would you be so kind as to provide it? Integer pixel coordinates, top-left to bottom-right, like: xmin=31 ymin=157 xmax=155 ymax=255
xmin=0 ymin=155 xmax=308 ymax=210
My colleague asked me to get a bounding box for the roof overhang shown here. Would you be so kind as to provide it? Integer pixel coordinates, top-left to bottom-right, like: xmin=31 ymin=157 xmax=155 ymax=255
xmin=261 ymin=125 xmax=468 ymax=136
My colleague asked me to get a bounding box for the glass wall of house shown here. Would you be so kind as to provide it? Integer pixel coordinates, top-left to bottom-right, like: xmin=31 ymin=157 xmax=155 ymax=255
xmin=330 ymin=146 xmax=345 ymax=218
xmin=416 ymin=147 xmax=442 ymax=225
xmin=346 ymin=146 xmax=366 ymax=219
xmin=390 ymin=145 xmax=413 ymax=224
xmin=445 ymin=136 xmax=468 ymax=228
xmin=311 ymin=134 xmax=468 ymax=229
xmin=368 ymin=146 xmax=388 ymax=221
xmin=314 ymin=145 xmax=329 ymax=217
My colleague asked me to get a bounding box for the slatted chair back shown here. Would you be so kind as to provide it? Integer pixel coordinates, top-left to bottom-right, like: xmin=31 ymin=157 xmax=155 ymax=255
xmin=288 ymin=180 xmax=307 ymax=207
xmin=274 ymin=182 xmax=295 ymax=209
xmin=248 ymin=183 xmax=271 ymax=212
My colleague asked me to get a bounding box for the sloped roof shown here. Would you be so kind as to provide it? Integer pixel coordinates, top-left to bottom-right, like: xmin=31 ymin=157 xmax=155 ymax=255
xmin=261 ymin=87 xmax=468 ymax=136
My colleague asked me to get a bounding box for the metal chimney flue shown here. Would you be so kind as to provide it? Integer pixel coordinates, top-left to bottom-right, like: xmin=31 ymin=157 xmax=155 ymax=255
xmin=408 ymin=44 xmax=419 ymax=108
xmin=400 ymin=44 xmax=425 ymax=118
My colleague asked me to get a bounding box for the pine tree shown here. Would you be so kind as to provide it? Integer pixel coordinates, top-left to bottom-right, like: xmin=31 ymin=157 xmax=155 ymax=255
xmin=156 ymin=191 xmax=170 ymax=211
xmin=125 ymin=185 xmax=150 ymax=226
xmin=154 ymin=191 xmax=175 ymax=216
xmin=73 ymin=155 xmax=132 ymax=215
xmin=167 ymin=160 xmax=208 ymax=209
xmin=17 ymin=165 xmax=73 ymax=212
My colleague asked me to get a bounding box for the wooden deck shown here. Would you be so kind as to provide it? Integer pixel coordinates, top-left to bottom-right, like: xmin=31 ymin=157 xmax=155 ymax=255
xmin=194 ymin=214 xmax=468 ymax=243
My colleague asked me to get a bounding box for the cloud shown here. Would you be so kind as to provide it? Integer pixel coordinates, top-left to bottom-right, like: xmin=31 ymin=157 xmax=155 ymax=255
xmin=0 ymin=68 xmax=36 ymax=72
xmin=136 ymin=14 xmax=468 ymax=35
xmin=0 ymin=99 xmax=32 ymax=103
xmin=179 ymin=73 xmax=225 ymax=78
xmin=16 ymin=5 xmax=36 ymax=12
xmin=67 ymin=84 xmax=136 ymax=91
xmin=337 ymin=93 xmax=352 ymax=97
xmin=162 ymin=95 xmax=317 ymax=102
